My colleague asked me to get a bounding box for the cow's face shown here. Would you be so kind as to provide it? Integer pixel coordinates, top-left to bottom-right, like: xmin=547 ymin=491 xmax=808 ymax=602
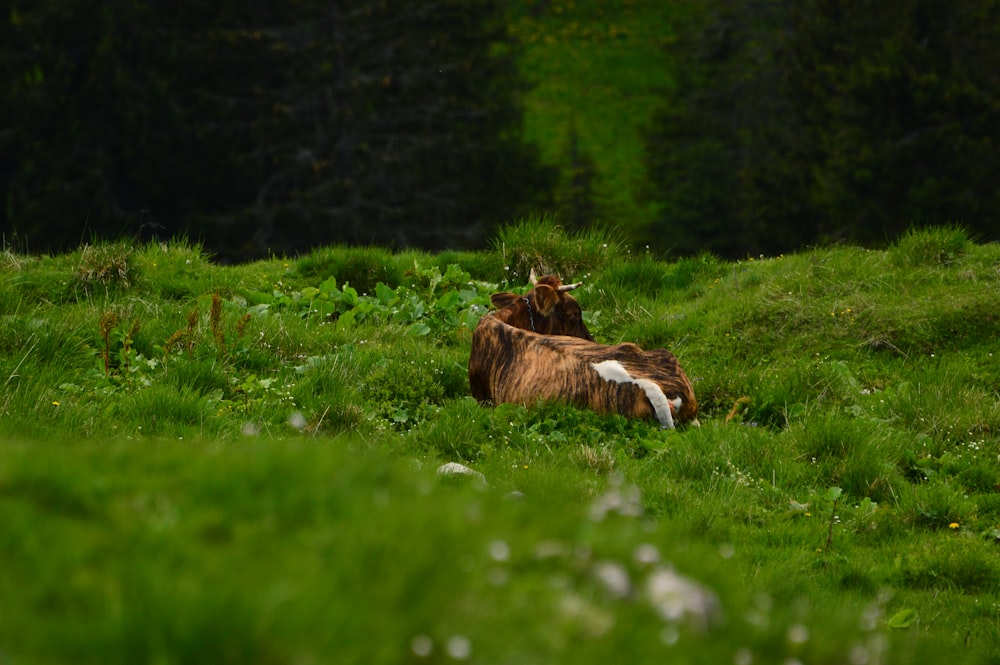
xmin=489 ymin=274 xmax=594 ymax=341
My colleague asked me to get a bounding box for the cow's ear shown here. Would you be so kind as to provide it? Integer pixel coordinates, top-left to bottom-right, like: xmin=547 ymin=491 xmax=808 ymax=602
xmin=491 ymin=292 xmax=519 ymax=309
xmin=533 ymin=284 xmax=558 ymax=315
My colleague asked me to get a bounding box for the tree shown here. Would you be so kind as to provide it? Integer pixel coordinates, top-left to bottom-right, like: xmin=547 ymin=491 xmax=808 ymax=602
xmin=1 ymin=1 xmax=554 ymax=260
xmin=2 ymin=1 xmax=183 ymax=249
xmin=643 ymin=0 xmax=1000 ymax=258
xmin=785 ymin=0 xmax=1000 ymax=245
xmin=643 ymin=0 xmax=809 ymax=258
xmin=554 ymin=119 xmax=601 ymax=230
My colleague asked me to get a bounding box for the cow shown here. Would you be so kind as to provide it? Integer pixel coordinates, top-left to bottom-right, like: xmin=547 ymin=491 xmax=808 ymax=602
xmin=486 ymin=270 xmax=593 ymax=340
xmin=468 ymin=276 xmax=698 ymax=429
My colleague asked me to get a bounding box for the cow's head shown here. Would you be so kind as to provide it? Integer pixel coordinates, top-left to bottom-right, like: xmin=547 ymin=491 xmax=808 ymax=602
xmin=489 ymin=270 xmax=594 ymax=341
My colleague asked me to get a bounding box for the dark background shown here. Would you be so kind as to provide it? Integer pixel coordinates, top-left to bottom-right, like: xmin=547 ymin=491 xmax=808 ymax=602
xmin=3 ymin=0 xmax=998 ymax=262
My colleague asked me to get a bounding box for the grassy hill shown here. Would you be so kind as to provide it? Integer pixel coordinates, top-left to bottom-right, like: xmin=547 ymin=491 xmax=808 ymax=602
xmin=2 ymin=222 xmax=1000 ymax=663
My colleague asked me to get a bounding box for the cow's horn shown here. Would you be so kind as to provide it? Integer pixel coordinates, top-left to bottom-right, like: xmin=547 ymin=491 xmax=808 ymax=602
xmin=558 ymin=281 xmax=583 ymax=292
xmin=529 ymin=268 xmax=538 ymax=285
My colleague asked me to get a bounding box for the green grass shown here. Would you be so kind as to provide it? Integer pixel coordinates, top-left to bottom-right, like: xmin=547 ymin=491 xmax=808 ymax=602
xmin=2 ymin=223 xmax=1000 ymax=663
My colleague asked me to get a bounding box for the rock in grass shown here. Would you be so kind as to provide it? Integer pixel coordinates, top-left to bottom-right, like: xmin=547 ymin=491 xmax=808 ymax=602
xmin=436 ymin=462 xmax=487 ymax=484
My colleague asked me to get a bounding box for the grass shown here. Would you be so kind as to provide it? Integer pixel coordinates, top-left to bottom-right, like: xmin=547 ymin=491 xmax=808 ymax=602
xmin=2 ymin=223 xmax=1000 ymax=663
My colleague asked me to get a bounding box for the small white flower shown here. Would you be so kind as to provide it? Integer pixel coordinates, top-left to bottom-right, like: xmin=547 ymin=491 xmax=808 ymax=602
xmin=646 ymin=566 xmax=720 ymax=631
xmin=787 ymin=623 xmax=810 ymax=645
xmin=287 ymin=411 xmax=307 ymax=430
xmin=633 ymin=543 xmax=661 ymax=566
xmin=410 ymin=635 xmax=433 ymax=658
xmin=592 ymin=561 xmax=631 ymax=599
xmin=446 ymin=635 xmax=472 ymax=660
xmin=488 ymin=540 xmax=510 ymax=562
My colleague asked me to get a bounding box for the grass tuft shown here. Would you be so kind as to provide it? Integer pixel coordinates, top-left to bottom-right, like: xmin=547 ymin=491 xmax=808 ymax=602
xmin=75 ymin=242 xmax=136 ymax=292
xmin=296 ymin=245 xmax=405 ymax=293
xmin=897 ymin=537 xmax=1000 ymax=592
xmin=492 ymin=213 xmax=624 ymax=280
xmin=888 ymin=225 xmax=971 ymax=267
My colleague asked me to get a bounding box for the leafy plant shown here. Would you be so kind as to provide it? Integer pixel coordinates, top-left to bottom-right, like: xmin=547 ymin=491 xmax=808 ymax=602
xmin=251 ymin=262 xmax=493 ymax=343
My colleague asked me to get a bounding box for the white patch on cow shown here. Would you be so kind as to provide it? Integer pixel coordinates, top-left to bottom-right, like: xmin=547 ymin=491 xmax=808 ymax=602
xmin=590 ymin=360 xmax=678 ymax=429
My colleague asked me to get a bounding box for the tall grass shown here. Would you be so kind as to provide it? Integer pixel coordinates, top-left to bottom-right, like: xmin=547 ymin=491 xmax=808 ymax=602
xmin=491 ymin=213 xmax=624 ymax=279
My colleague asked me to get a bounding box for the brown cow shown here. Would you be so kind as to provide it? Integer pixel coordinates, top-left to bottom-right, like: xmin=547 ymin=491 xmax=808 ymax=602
xmin=469 ymin=281 xmax=698 ymax=429
xmin=487 ymin=270 xmax=593 ymax=340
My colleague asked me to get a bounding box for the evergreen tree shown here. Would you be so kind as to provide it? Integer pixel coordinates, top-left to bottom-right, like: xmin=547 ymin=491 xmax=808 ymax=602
xmin=644 ymin=0 xmax=1000 ymax=257
xmin=785 ymin=0 xmax=1000 ymax=245
xmin=1 ymin=1 xmax=554 ymax=260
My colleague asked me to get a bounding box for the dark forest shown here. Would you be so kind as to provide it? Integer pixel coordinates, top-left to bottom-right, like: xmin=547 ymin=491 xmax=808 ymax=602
xmin=3 ymin=1 xmax=999 ymax=261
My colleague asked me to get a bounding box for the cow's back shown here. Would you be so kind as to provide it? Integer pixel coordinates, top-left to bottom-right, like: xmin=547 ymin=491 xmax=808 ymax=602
xmin=469 ymin=316 xmax=698 ymax=426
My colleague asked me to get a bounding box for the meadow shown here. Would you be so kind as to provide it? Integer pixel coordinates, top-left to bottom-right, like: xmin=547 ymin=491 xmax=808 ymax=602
xmin=2 ymin=221 xmax=1000 ymax=664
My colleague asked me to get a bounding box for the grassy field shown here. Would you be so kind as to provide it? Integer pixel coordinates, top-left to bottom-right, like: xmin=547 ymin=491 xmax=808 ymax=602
xmin=2 ymin=222 xmax=1000 ymax=663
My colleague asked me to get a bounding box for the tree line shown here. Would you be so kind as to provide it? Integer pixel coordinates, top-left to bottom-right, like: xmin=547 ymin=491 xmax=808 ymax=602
xmin=1 ymin=0 xmax=554 ymax=262
xmin=644 ymin=0 xmax=1000 ymax=257
xmin=3 ymin=1 xmax=998 ymax=261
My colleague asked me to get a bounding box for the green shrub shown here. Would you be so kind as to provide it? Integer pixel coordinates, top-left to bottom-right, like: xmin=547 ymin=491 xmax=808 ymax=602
xmin=0 ymin=252 xmax=79 ymax=305
xmin=596 ymin=254 xmax=672 ymax=299
xmin=135 ymin=239 xmax=219 ymax=299
xmin=407 ymin=397 xmax=493 ymax=460
xmin=164 ymin=359 xmax=230 ymax=397
xmin=360 ymin=343 xmax=469 ymax=425
xmin=664 ymin=253 xmax=725 ymax=293
xmin=108 ymin=384 xmax=220 ymax=437
xmin=431 ymin=250 xmax=505 ymax=282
